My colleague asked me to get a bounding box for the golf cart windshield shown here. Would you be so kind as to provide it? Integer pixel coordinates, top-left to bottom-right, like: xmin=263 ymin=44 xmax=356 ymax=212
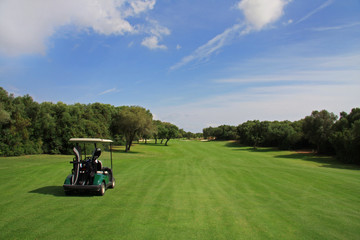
xmin=69 ymin=138 xmax=113 ymax=168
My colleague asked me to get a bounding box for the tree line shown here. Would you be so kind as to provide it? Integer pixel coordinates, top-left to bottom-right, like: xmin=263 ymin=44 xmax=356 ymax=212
xmin=1 ymin=87 xmax=358 ymax=164
xmin=0 ymin=87 xmax=182 ymax=155
xmin=203 ymin=109 xmax=360 ymax=164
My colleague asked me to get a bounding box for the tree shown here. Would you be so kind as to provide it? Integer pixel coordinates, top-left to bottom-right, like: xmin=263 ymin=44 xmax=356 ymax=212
xmin=157 ymin=121 xmax=168 ymax=144
xmin=330 ymin=108 xmax=360 ymax=164
xmin=265 ymin=121 xmax=303 ymax=150
xmin=140 ymin=120 xmax=155 ymax=144
xmin=152 ymin=120 xmax=163 ymax=144
xmin=163 ymin=122 xmax=179 ymax=146
xmin=0 ymin=103 xmax=10 ymax=125
xmin=237 ymin=120 xmax=269 ymax=149
xmin=203 ymin=127 xmax=214 ymax=140
xmin=110 ymin=106 xmax=153 ymax=152
xmin=303 ymin=110 xmax=337 ymax=153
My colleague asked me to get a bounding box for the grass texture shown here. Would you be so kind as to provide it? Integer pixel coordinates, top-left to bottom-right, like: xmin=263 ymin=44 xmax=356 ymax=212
xmin=0 ymin=140 xmax=359 ymax=239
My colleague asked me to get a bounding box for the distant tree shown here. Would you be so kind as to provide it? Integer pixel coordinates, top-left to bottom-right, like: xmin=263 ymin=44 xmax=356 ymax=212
xmin=152 ymin=120 xmax=163 ymax=144
xmin=265 ymin=121 xmax=303 ymax=150
xmin=217 ymin=125 xmax=238 ymax=140
xmin=178 ymin=128 xmax=186 ymax=138
xmin=195 ymin=132 xmax=203 ymax=139
xmin=330 ymin=108 xmax=360 ymax=164
xmin=163 ymin=122 xmax=179 ymax=146
xmin=0 ymin=103 xmax=10 ymax=125
xmin=303 ymin=110 xmax=337 ymax=153
xmin=140 ymin=120 xmax=155 ymax=144
xmin=158 ymin=122 xmax=168 ymax=144
xmin=203 ymin=127 xmax=214 ymax=140
xmin=203 ymin=125 xmax=237 ymax=140
xmin=110 ymin=106 xmax=153 ymax=152
xmin=237 ymin=120 xmax=269 ymax=149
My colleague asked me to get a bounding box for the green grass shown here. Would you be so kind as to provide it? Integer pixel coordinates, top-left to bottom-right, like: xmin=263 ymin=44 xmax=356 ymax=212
xmin=1 ymin=140 xmax=359 ymax=239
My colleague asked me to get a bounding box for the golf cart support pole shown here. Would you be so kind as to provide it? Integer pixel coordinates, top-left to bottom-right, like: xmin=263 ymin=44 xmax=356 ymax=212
xmin=110 ymin=142 xmax=113 ymax=170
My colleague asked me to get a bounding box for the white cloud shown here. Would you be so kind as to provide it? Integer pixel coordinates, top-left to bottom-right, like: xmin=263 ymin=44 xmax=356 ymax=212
xmin=163 ymin=53 xmax=360 ymax=132
xmin=216 ymin=53 xmax=360 ymax=83
xmin=154 ymin=82 xmax=360 ymax=132
xmin=283 ymin=19 xmax=293 ymax=26
xmin=214 ymin=70 xmax=360 ymax=84
xmin=311 ymin=22 xmax=360 ymax=31
xmin=140 ymin=18 xmax=170 ymax=50
xmin=170 ymin=24 xmax=243 ymax=70
xmin=141 ymin=36 xmax=167 ymax=50
xmin=129 ymin=0 xmax=156 ymax=15
xmin=99 ymin=88 xmax=119 ymax=95
xmin=147 ymin=19 xmax=171 ymax=37
xmin=170 ymin=0 xmax=291 ymax=70
xmin=0 ymin=0 xmax=165 ymax=56
xmin=237 ymin=0 xmax=291 ymax=32
xmin=296 ymin=0 xmax=334 ymax=24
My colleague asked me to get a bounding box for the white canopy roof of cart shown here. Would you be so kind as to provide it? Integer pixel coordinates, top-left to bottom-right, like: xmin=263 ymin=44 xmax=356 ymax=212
xmin=69 ymin=138 xmax=113 ymax=143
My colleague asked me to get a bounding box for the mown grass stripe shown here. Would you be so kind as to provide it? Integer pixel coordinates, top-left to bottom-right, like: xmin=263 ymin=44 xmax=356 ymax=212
xmin=0 ymin=140 xmax=359 ymax=239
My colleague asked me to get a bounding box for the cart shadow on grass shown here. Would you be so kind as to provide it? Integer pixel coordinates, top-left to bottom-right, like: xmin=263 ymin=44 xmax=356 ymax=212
xmin=29 ymin=186 xmax=98 ymax=197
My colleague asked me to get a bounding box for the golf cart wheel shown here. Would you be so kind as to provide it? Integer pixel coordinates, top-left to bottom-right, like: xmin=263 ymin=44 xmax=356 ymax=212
xmin=99 ymin=182 xmax=106 ymax=196
xmin=109 ymin=177 xmax=115 ymax=189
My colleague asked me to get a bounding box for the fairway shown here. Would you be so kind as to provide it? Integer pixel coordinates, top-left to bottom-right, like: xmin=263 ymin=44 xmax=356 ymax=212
xmin=0 ymin=140 xmax=359 ymax=239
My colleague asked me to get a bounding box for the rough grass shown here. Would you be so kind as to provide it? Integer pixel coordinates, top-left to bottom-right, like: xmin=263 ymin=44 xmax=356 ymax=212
xmin=0 ymin=140 xmax=359 ymax=239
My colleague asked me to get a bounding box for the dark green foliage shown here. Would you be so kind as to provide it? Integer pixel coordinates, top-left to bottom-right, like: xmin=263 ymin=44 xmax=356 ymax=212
xmin=0 ymin=87 xmax=119 ymax=155
xmin=264 ymin=121 xmax=304 ymax=150
xmin=0 ymin=88 xmax=185 ymax=155
xmin=163 ymin=122 xmax=179 ymax=146
xmin=152 ymin=120 xmax=179 ymax=145
xmin=330 ymin=108 xmax=360 ymax=164
xmin=1 ymin=87 xmax=359 ymax=163
xmin=302 ymin=110 xmax=337 ymax=154
xmin=237 ymin=121 xmax=269 ymax=149
xmin=205 ymin=120 xmax=307 ymax=150
xmin=155 ymin=120 xmax=168 ymax=144
xmin=110 ymin=106 xmax=153 ymax=152
xmin=0 ymin=89 xmax=42 ymax=156
xmin=203 ymin=125 xmax=237 ymax=140
xmin=179 ymin=129 xmax=203 ymax=139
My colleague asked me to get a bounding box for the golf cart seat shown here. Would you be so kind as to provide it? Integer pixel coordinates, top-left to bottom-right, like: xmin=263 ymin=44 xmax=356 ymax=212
xmin=96 ymin=160 xmax=103 ymax=172
xmin=91 ymin=148 xmax=103 ymax=171
xmin=92 ymin=148 xmax=101 ymax=161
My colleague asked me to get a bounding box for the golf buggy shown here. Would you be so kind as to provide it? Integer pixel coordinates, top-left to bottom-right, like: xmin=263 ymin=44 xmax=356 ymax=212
xmin=63 ymin=138 xmax=115 ymax=196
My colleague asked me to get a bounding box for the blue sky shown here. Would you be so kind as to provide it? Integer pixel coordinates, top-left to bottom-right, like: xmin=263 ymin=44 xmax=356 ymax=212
xmin=1 ymin=0 xmax=359 ymax=132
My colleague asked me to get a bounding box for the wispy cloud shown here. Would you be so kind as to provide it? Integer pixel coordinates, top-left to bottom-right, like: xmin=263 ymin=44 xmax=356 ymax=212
xmin=170 ymin=24 xmax=243 ymax=70
xmin=170 ymin=0 xmax=290 ymax=70
xmin=296 ymin=0 xmax=334 ymax=24
xmin=99 ymin=88 xmax=119 ymax=96
xmin=215 ymin=54 xmax=360 ymax=84
xmin=162 ymin=53 xmax=360 ymax=132
xmin=154 ymin=82 xmax=360 ymax=132
xmin=214 ymin=70 xmax=360 ymax=84
xmin=311 ymin=22 xmax=360 ymax=31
